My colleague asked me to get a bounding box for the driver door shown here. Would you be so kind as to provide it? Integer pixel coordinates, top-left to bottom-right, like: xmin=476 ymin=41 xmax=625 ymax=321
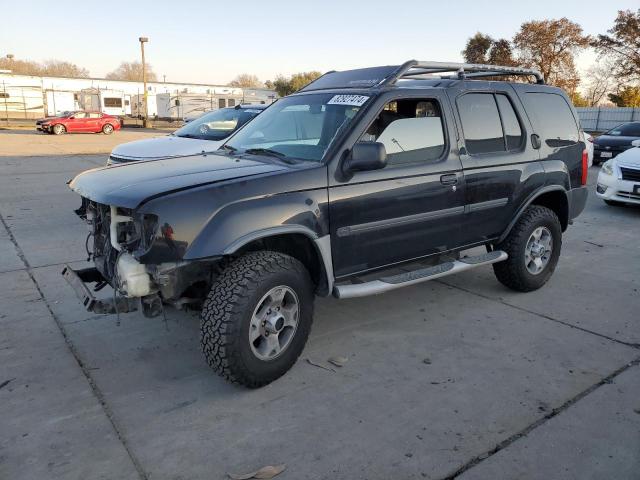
xmin=67 ymin=112 xmax=88 ymax=132
xmin=328 ymin=93 xmax=466 ymax=279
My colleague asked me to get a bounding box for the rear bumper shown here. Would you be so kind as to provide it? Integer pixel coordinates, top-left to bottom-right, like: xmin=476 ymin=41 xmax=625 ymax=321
xmin=568 ymin=186 xmax=588 ymax=220
xmin=61 ymin=264 xmax=138 ymax=314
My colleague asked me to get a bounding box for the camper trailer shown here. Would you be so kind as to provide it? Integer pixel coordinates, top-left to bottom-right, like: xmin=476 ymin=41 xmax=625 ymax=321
xmin=44 ymin=90 xmax=79 ymax=116
xmin=131 ymin=93 xmax=157 ymax=118
xmin=156 ymin=88 xmax=243 ymax=121
xmin=79 ymin=89 xmax=131 ymax=116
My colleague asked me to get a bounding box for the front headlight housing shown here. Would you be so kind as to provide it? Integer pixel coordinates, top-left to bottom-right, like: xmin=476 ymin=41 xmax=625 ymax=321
xmin=601 ymin=160 xmax=614 ymax=176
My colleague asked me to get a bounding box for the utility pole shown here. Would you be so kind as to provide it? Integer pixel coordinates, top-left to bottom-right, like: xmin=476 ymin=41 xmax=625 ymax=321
xmin=139 ymin=37 xmax=149 ymax=128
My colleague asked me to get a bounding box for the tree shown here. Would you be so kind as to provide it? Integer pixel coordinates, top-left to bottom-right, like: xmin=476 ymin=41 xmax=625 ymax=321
xmin=105 ymin=61 xmax=157 ymax=82
xmin=228 ymin=74 xmax=263 ymax=88
xmin=608 ymin=86 xmax=640 ymax=107
xmin=270 ymin=71 xmax=322 ymax=97
xmin=513 ymin=18 xmax=590 ymax=91
xmin=462 ymin=33 xmax=493 ymax=63
xmin=592 ymin=9 xmax=640 ymax=84
xmin=569 ymin=91 xmax=589 ymax=107
xmin=0 ymin=57 xmax=89 ymax=77
xmin=40 ymin=60 xmax=89 ymax=78
xmin=582 ymin=60 xmax=616 ymax=106
xmin=487 ymin=39 xmax=516 ymax=66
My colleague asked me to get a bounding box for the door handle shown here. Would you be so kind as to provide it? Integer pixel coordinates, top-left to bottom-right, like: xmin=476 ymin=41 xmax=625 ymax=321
xmin=440 ymin=174 xmax=458 ymax=185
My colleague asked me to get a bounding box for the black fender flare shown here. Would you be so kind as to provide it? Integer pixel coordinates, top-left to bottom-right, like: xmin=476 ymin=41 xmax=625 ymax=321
xmin=497 ymin=185 xmax=569 ymax=243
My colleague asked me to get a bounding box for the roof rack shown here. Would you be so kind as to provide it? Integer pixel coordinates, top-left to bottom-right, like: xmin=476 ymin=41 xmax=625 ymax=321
xmin=386 ymin=60 xmax=544 ymax=85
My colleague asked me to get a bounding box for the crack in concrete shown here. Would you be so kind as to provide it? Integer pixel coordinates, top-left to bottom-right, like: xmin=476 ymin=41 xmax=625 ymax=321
xmin=437 ymin=279 xmax=640 ymax=350
xmin=0 ymin=211 xmax=149 ymax=480
xmin=441 ymin=358 xmax=640 ymax=479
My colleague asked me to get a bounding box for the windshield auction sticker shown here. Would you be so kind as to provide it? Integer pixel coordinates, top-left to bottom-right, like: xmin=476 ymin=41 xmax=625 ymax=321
xmin=328 ymin=95 xmax=369 ymax=107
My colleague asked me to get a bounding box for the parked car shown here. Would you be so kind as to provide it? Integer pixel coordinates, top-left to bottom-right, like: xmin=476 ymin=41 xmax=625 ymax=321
xmin=592 ymin=121 xmax=640 ymax=165
xmin=39 ymin=111 xmax=121 ymax=135
xmin=596 ymin=139 xmax=640 ymax=206
xmin=107 ymin=104 xmax=267 ymax=165
xmin=62 ymin=60 xmax=588 ymax=387
xmin=36 ymin=111 xmax=74 ymax=131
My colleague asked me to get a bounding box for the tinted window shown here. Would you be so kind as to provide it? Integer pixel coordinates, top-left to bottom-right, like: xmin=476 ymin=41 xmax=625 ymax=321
xmin=218 ymin=98 xmax=226 ymax=109
xmin=104 ymin=97 xmax=122 ymax=108
xmin=359 ymin=99 xmax=445 ymax=166
xmin=523 ymin=93 xmax=579 ymax=146
xmin=606 ymin=122 xmax=640 ymax=137
xmin=496 ymin=94 xmax=523 ymax=150
xmin=228 ymin=99 xmax=236 ymax=107
xmin=458 ymin=94 xmax=504 ymax=154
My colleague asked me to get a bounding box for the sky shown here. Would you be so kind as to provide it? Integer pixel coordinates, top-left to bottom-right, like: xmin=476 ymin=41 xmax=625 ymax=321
xmin=0 ymin=0 xmax=635 ymax=85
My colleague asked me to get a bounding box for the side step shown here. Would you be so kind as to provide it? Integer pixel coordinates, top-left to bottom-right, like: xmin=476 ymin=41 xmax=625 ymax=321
xmin=333 ymin=250 xmax=507 ymax=299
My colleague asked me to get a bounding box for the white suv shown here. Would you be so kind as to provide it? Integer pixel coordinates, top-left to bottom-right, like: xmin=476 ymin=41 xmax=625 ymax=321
xmin=596 ymin=139 xmax=640 ymax=206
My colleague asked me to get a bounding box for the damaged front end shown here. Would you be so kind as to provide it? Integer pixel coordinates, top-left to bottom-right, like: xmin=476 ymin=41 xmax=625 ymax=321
xmin=62 ymin=198 xmax=213 ymax=317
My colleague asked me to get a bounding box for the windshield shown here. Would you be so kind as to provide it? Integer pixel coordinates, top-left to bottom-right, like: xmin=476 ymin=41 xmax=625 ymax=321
xmin=606 ymin=122 xmax=640 ymax=137
xmin=224 ymin=93 xmax=368 ymax=162
xmin=173 ymin=107 xmax=263 ymax=141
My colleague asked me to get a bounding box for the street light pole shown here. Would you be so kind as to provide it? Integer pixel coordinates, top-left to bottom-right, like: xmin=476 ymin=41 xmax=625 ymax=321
xmin=139 ymin=37 xmax=149 ymax=128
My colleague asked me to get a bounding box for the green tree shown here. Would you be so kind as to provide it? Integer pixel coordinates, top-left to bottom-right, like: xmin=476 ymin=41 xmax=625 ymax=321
xmin=608 ymin=86 xmax=640 ymax=107
xmin=462 ymin=33 xmax=493 ymax=63
xmin=513 ymin=18 xmax=590 ymax=91
xmin=106 ymin=61 xmax=157 ymax=82
xmin=270 ymin=71 xmax=322 ymax=97
xmin=592 ymin=9 xmax=640 ymax=84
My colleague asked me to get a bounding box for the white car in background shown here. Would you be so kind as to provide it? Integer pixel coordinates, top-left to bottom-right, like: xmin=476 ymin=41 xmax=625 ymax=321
xmin=107 ymin=104 xmax=267 ymax=165
xmin=596 ymin=139 xmax=640 ymax=206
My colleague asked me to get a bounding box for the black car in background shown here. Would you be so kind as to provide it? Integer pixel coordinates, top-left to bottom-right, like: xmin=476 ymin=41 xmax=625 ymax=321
xmin=592 ymin=121 xmax=640 ymax=165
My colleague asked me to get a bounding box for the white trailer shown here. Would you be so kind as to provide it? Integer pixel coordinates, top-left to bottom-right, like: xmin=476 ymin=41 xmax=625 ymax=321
xmin=79 ymin=88 xmax=130 ymax=116
xmin=44 ymin=90 xmax=79 ymax=116
xmin=156 ymin=91 xmax=244 ymax=120
xmin=131 ymin=93 xmax=157 ymax=118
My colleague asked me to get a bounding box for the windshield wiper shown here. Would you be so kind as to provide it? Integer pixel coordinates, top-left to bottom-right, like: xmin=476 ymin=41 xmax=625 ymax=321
xmin=243 ymin=148 xmax=297 ymax=164
xmin=221 ymin=144 xmax=237 ymax=152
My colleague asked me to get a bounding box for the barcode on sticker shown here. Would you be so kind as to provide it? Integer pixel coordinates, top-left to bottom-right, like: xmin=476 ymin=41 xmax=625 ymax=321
xmin=327 ymin=95 xmax=369 ymax=107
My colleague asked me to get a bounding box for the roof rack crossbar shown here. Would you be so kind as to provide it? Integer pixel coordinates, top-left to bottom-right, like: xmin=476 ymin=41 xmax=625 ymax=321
xmin=383 ymin=60 xmax=544 ymax=85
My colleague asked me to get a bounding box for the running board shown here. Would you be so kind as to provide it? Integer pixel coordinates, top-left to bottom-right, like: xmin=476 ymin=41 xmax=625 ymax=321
xmin=333 ymin=250 xmax=508 ymax=299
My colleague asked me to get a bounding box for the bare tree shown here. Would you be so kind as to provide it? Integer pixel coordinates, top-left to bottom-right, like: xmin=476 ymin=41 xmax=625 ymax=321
xmin=0 ymin=57 xmax=89 ymax=77
xmin=583 ymin=60 xmax=616 ymax=106
xmin=513 ymin=18 xmax=591 ymax=91
xmin=105 ymin=61 xmax=157 ymax=82
xmin=228 ymin=74 xmax=263 ymax=88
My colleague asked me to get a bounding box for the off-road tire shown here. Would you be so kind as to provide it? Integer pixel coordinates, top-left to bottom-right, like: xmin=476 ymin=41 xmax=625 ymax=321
xmin=52 ymin=124 xmax=66 ymax=135
xmin=102 ymin=123 xmax=114 ymax=135
xmin=492 ymin=205 xmax=562 ymax=292
xmin=200 ymin=251 xmax=314 ymax=388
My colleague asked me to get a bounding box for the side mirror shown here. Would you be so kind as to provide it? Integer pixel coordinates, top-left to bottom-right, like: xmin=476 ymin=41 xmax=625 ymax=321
xmin=346 ymin=142 xmax=387 ymax=172
xmin=632 ymin=139 xmax=640 ymax=148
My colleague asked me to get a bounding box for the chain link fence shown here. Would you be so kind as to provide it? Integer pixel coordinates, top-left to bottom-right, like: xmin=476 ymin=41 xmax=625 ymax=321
xmin=576 ymin=107 xmax=640 ymax=133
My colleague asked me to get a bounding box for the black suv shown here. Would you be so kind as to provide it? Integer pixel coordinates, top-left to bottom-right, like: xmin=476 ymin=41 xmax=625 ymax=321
xmin=63 ymin=60 xmax=588 ymax=387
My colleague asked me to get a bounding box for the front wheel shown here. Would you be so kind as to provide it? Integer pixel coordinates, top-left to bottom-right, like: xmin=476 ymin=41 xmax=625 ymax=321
xmin=102 ymin=123 xmax=114 ymax=135
xmin=200 ymin=251 xmax=314 ymax=388
xmin=492 ymin=205 xmax=562 ymax=292
xmin=52 ymin=124 xmax=66 ymax=135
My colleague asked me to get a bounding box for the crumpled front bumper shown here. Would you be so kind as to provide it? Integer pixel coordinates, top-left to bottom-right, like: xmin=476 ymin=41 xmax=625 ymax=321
xmin=61 ymin=265 xmax=138 ymax=314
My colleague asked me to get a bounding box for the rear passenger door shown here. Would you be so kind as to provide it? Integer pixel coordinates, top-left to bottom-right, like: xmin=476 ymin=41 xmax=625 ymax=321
xmin=328 ymin=93 xmax=466 ymax=278
xmin=86 ymin=112 xmax=102 ymax=132
xmin=450 ymin=86 xmax=544 ymax=245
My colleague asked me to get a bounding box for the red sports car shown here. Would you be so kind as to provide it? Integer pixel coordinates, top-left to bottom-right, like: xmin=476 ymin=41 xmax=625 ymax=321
xmin=37 ymin=111 xmax=121 ymax=135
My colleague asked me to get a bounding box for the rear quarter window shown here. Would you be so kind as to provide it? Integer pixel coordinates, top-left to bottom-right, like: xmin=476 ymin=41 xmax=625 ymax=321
xmin=522 ymin=93 xmax=579 ymax=147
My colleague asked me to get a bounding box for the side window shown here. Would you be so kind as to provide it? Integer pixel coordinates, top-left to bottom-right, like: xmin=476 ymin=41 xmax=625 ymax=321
xmin=89 ymin=112 xmax=101 ymax=118
xmin=74 ymin=112 xmax=87 ymax=119
xmin=228 ymin=99 xmax=236 ymax=107
xmin=522 ymin=93 xmax=579 ymax=146
xmin=218 ymin=98 xmax=226 ymax=109
xmin=103 ymin=97 xmax=122 ymax=108
xmin=495 ymin=94 xmax=524 ymax=150
xmin=359 ymin=98 xmax=446 ymax=166
xmin=457 ymin=93 xmax=504 ymax=154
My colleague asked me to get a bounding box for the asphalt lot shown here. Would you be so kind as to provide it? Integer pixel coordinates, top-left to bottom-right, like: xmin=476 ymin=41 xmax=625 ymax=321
xmin=0 ymin=132 xmax=638 ymax=480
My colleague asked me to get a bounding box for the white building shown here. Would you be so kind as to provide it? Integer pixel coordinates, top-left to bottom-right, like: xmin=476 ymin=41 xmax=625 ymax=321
xmin=0 ymin=72 xmax=277 ymax=119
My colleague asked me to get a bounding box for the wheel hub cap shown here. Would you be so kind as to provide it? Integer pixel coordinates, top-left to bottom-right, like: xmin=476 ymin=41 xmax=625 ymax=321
xmin=525 ymin=226 xmax=553 ymax=275
xmin=249 ymin=286 xmax=299 ymax=361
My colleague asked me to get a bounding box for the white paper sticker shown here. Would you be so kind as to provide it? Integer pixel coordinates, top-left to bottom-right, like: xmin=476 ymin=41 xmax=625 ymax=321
xmin=327 ymin=94 xmax=369 ymax=107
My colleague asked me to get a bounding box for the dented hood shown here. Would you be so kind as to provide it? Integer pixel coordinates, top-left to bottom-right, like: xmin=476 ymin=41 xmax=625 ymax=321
xmin=68 ymin=153 xmax=287 ymax=209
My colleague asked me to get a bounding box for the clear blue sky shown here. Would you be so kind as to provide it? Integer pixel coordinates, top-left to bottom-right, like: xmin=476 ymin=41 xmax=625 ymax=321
xmin=0 ymin=0 xmax=634 ymax=84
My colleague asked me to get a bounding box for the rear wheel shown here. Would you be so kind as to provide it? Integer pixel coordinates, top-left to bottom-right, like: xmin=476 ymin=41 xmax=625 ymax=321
xmin=102 ymin=123 xmax=114 ymax=135
xmin=492 ymin=205 xmax=562 ymax=292
xmin=52 ymin=124 xmax=66 ymax=135
xmin=200 ymin=251 xmax=314 ymax=388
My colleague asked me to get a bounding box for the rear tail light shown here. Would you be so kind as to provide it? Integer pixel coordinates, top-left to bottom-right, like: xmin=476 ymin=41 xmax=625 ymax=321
xmin=581 ymin=149 xmax=588 ymax=186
